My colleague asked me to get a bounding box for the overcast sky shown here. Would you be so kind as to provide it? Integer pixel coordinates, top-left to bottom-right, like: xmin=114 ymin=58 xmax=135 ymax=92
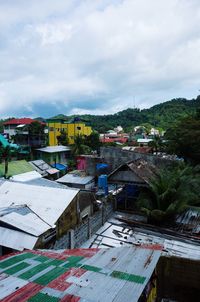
xmin=0 ymin=0 xmax=200 ymax=118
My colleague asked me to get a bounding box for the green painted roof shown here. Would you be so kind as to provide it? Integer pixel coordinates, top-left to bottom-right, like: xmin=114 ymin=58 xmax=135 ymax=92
xmin=0 ymin=160 xmax=34 ymax=176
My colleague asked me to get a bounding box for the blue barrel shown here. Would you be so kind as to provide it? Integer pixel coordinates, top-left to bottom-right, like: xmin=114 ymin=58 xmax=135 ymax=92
xmin=98 ymin=175 xmax=107 ymax=189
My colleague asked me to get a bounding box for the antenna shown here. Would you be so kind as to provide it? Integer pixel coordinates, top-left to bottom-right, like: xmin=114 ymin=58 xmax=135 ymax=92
xmin=133 ymin=96 xmax=136 ymax=109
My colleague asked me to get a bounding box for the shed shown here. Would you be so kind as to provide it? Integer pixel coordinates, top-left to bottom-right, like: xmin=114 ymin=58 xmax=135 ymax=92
xmin=56 ymin=170 xmax=95 ymax=190
xmin=108 ymin=159 xmax=157 ymax=186
xmin=36 ymin=145 xmax=70 ymax=167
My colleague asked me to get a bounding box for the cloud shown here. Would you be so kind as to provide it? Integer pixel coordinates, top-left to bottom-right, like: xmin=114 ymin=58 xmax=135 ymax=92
xmin=0 ymin=0 xmax=200 ymax=117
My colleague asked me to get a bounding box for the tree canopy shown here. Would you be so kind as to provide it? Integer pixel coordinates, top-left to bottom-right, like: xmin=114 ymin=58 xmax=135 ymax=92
xmin=165 ymin=112 xmax=200 ymax=165
xmin=137 ymin=164 xmax=200 ymax=224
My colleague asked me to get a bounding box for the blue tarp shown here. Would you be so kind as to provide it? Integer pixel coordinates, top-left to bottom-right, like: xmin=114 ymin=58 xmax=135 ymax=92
xmin=52 ymin=163 xmax=68 ymax=171
xmin=96 ymin=163 xmax=108 ymax=170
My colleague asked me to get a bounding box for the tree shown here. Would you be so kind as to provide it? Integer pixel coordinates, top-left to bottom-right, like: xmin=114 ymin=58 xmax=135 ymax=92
xmin=0 ymin=145 xmax=11 ymax=178
xmin=165 ymin=112 xmax=200 ymax=165
xmin=84 ymin=131 xmax=101 ymax=151
xmin=148 ymin=135 xmax=164 ymax=154
xmin=71 ymin=134 xmax=91 ymax=156
xmin=57 ymin=130 xmax=69 ymax=146
xmin=137 ymin=164 xmax=200 ymax=224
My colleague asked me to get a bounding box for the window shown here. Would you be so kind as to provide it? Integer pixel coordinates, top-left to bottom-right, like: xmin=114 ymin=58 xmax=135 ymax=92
xmin=77 ymin=126 xmax=81 ymax=130
xmin=49 ymin=127 xmax=54 ymax=131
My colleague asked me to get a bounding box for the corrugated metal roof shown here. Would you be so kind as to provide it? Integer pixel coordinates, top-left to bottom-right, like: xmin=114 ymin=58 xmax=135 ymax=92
xmin=10 ymin=171 xmax=42 ymax=182
xmin=176 ymin=209 xmax=200 ymax=234
xmin=30 ymin=159 xmax=59 ymax=175
xmin=36 ymin=146 xmax=70 ymax=153
xmin=0 ymin=246 xmax=161 ymax=301
xmin=81 ymin=217 xmax=200 ymax=261
xmin=0 ymin=181 xmax=79 ymax=227
xmin=0 ymin=206 xmax=52 ymax=236
xmin=0 ymin=226 xmax=38 ymax=251
xmin=137 ymin=138 xmax=152 ymax=143
xmin=21 ymin=178 xmax=68 ymax=189
xmin=56 ymin=173 xmax=94 ymax=185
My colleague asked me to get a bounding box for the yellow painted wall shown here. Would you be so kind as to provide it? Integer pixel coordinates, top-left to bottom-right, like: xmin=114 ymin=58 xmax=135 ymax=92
xmin=48 ymin=121 xmax=92 ymax=146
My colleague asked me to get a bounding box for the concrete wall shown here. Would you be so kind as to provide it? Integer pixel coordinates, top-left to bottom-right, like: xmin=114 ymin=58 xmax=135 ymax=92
xmin=100 ymin=147 xmax=174 ymax=171
xmin=53 ymin=202 xmax=113 ymax=249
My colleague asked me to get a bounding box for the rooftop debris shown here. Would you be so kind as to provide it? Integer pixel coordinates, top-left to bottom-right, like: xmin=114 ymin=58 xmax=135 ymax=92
xmin=81 ymin=213 xmax=200 ymax=261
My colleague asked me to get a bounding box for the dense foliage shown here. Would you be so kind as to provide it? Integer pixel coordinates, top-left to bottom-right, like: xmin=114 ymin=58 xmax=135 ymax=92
xmin=51 ymin=96 xmax=200 ymax=132
xmin=165 ymin=110 xmax=200 ymax=165
xmin=1 ymin=97 xmax=200 ymax=134
xmin=137 ymin=164 xmax=200 ymax=224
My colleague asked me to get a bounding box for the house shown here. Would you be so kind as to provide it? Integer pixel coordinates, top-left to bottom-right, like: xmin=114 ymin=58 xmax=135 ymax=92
xmin=0 ymin=246 xmax=162 ymax=302
xmin=3 ymin=119 xmax=46 ymax=148
xmin=56 ymin=170 xmax=95 ymax=190
xmin=137 ymin=138 xmax=153 ymax=146
xmin=0 ymin=180 xmax=79 ymax=255
xmin=3 ymin=118 xmax=36 ymax=137
xmin=108 ymin=159 xmax=157 ymax=210
xmin=108 ymin=159 xmax=157 ymax=186
xmin=47 ymin=118 xmax=92 ymax=145
xmin=36 ymin=146 xmax=70 ymax=170
xmin=99 ymin=130 xmax=129 ymax=144
xmin=76 ymin=154 xmax=105 ymax=176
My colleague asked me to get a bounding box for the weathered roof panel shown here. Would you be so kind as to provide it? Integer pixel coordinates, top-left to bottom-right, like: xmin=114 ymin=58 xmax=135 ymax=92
xmin=0 ymin=246 xmax=161 ymax=301
xmin=10 ymin=171 xmax=42 ymax=182
xmin=0 ymin=181 xmax=79 ymax=227
xmin=0 ymin=208 xmax=51 ymax=236
xmin=0 ymin=226 xmax=38 ymax=251
xmin=36 ymin=146 xmax=70 ymax=153
xmin=56 ymin=173 xmax=94 ymax=185
xmin=82 ymin=217 xmax=200 ymax=261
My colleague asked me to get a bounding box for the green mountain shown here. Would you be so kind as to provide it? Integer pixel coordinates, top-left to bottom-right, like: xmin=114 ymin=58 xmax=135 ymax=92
xmin=1 ymin=97 xmax=199 ymax=134
xmin=50 ymin=96 xmax=200 ymax=132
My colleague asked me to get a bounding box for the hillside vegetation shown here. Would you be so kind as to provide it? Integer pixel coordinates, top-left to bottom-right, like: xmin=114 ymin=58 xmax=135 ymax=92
xmin=1 ymin=96 xmax=200 ymax=133
xmin=52 ymin=96 xmax=200 ymax=132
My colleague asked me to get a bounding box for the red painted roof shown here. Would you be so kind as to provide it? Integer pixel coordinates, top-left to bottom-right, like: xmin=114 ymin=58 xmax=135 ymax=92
xmin=4 ymin=118 xmax=45 ymax=125
xmin=100 ymin=137 xmax=128 ymax=143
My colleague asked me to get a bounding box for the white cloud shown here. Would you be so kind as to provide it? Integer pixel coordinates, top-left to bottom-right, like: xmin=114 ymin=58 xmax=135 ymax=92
xmin=0 ymin=0 xmax=200 ymax=117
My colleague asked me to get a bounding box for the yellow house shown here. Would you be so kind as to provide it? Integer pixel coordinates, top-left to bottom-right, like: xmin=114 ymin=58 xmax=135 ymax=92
xmin=47 ymin=119 xmax=92 ymax=146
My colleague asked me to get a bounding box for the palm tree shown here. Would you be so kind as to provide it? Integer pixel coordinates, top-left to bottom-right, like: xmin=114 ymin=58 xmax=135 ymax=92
xmin=71 ymin=134 xmax=91 ymax=156
xmin=0 ymin=145 xmax=11 ymax=178
xmin=137 ymin=164 xmax=200 ymax=224
xmin=148 ymin=135 xmax=163 ymax=154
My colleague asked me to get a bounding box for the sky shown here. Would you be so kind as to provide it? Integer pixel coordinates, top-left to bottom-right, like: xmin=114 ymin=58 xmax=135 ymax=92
xmin=0 ymin=0 xmax=200 ymax=118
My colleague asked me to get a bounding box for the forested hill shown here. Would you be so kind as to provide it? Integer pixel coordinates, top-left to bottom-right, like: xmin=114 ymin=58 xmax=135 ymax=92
xmin=52 ymin=96 xmax=200 ymax=132
xmin=1 ymin=97 xmax=199 ymax=133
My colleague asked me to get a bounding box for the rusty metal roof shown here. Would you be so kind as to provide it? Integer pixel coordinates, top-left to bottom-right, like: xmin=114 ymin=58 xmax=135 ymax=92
xmin=108 ymin=159 xmax=157 ymax=185
xmin=0 ymin=246 xmax=161 ymax=301
xmin=82 ymin=215 xmax=200 ymax=261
